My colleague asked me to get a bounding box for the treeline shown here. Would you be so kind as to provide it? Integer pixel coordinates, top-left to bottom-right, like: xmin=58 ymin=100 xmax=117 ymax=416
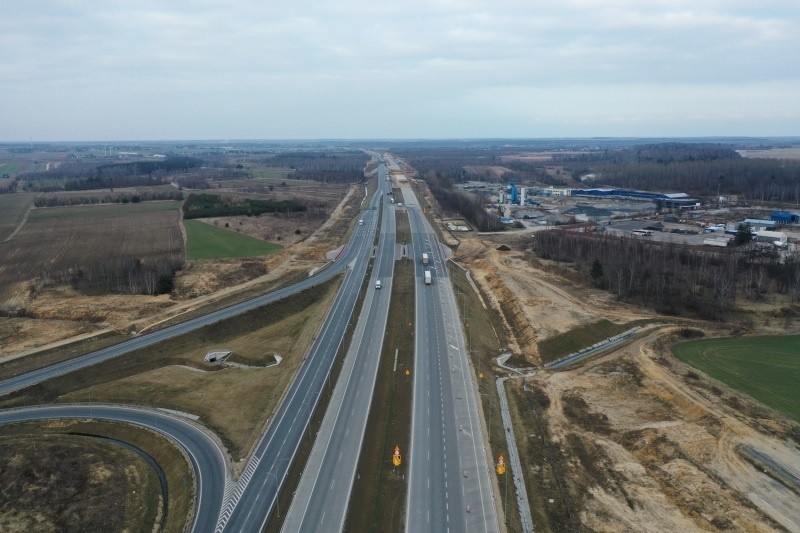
xmin=553 ymin=143 xmax=741 ymax=165
xmin=62 ymin=255 xmax=184 ymax=296
xmin=34 ymin=190 xmax=183 ymax=207
xmin=549 ymin=143 xmax=800 ymax=202
xmin=425 ymin=172 xmax=504 ymax=232
xmin=265 ymin=151 xmax=369 ymax=183
xmin=20 ymin=156 xmax=202 ymax=191
xmin=183 ymin=193 xmax=305 ymax=219
xmin=531 ymin=231 xmax=800 ymax=318
xmin=400 ymin=149 xmax=502 ymax=181
xmin=0 ymin=177 xmax=18 ymax=193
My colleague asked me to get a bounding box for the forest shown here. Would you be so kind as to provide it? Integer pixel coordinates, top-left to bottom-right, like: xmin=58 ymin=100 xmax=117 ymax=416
xmin=182 ymin=193 xmax=305 ymax=219
xmin=531 ymin=231 xmax=800 ymax=318
xmin=264 ymin=151 xmax=370 ymax=183
xmin=423 ymin=171 xmax=504 ymax=232
xmin=554 ymin=143 xmax=800 ymax=203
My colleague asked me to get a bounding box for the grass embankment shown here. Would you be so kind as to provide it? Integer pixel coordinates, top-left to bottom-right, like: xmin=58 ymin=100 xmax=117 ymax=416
xmin=538 ymin=318 xmax=657 ymax=365
xmin=0 ymin=419 xmax=192 ymax=533
xmin=345 ymin=210 xmax=413 ymax=533
xmin=449 ymin=262 xmax=522 ymax=532
xmin=674 ymin=334 xmax=800 ymax=422
xmin=0 ymin=277 xmax=341 ymax=460
xmin=184 ymin=219 xmax=283 ymax=260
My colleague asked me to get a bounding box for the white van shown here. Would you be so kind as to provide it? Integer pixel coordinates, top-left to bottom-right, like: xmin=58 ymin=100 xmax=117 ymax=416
xmin=375 ymin=280 xmax=381 ymax=289
xmin=359 ymin=219 xmax=364 ymax=226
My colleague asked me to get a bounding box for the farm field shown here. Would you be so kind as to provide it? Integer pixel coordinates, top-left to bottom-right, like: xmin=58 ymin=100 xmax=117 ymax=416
xmin=0 ymin=201 xmax=183 ymax=301
xmin=673 ymin=334 xmax=800 ymax=421
xmin=0 ymin=193 xmax=35 ymax=241
xmin=184 ymin=219 xmax=283 ymax=260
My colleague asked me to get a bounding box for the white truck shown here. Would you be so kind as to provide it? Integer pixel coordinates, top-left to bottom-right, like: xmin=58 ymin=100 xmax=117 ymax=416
xmin=422 ymin=253 xmax=429 ymax=265
xmin=375 ymin=279 xmax=382 ymax=289
xmin=359 ymin=219 xmax=364 ymax=226
xmin=424 ymin=270 xmax=432 ymax=285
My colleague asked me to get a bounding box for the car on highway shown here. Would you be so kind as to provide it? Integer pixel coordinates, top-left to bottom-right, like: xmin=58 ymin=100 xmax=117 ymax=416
xmin=375 ymin=279 xmax=381 ymax=289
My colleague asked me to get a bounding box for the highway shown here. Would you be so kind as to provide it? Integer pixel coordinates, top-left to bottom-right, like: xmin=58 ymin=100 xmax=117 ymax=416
xmin=0 ymin=183 xmax=376 ymax=398
xmin=0 ymin=404 xmax=228 ymax=531
xmin=281 ymin=177 xmax=396 ymax=532
xmin=216 ymin=164 xmax=390 ymax=532
xmin=0 ymin=163 xmax=390 ymax=533
xmin=404 ymin=183 xmax=499 ymax=532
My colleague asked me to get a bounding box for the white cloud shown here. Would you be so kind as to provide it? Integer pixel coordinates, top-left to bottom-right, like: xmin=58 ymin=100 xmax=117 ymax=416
xmin=0 ymin=0 xmax=798 ymax=139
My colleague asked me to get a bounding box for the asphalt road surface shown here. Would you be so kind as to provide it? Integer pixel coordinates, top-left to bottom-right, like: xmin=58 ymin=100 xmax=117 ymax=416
xmin=0 ymin=404 xmax=227 ymax=531
xmin=216 ymin=165 xmax=390 ymax=532
xmin=281 ymin=182 xmax=397 ymax=532
xmin=404 ymin=185 xmax=499 ymax=533
xmin=0 ymin=187 xmax=374 ymax=398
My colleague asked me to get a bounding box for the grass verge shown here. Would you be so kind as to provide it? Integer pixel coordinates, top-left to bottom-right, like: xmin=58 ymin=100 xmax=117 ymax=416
xmin=0 ymin=277 xmax=341 ymax=460
xmin=0 ymin=418 xmax=192 ymax=533
xmin=184 ymin=219 xmax=283 ymax=259
xmin=345 ymin=258 xmax=414 ymax=530
xmin=673 ymin=333 xmax=800 ymax=422
xmin=538 ymin=318 xmax=657 ymax=365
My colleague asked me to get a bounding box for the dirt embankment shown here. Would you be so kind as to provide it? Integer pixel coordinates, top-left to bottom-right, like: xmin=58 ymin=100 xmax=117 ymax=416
xmin=509 ymin=332 xmax=800 ymax=532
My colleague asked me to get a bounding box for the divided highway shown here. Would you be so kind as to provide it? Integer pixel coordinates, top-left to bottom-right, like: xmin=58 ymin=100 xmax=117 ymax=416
xmin=281 ymin=181 xmax=396 ymax=531
xmin=216 ymin=165 xmax=390 ymax=532
xmin=404 ymin=184 xmax=499 ymax=532
xmin=0 ymin=163 xmax=391 ymax=533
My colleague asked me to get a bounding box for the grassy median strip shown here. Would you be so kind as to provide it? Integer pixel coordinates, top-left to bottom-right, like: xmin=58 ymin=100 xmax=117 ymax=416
xmin=345 ymin=257 xmax=414 ymax=530
xmin=0 ymin=419 xmax=192 ymax=533
xmin=0 ymin=277 xmax=341 ymax=462
xmin=448 ymin=262 xmax=523 ymax=532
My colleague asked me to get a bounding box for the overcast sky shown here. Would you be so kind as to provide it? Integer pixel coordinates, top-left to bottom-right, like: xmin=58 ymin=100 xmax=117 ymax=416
xmin=2 ymin=0 xmax=799 ymax=141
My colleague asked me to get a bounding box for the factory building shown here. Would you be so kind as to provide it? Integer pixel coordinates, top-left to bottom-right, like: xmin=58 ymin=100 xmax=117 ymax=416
xmin=571 ymin=188 xmax=698 ymax=208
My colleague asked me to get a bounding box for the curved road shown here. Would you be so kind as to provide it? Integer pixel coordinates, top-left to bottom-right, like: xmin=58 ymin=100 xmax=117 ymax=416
xmin=0 ymin=185 xmax=374 ymax=398
xmin=0 ymin=162 xmax=398 ymax=532
xmin=0 ymin=404 xmax=228 ymax=531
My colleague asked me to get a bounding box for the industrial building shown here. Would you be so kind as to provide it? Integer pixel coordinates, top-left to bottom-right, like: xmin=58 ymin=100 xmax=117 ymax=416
xmin=571 ymin=188 xmax=699 ymax=208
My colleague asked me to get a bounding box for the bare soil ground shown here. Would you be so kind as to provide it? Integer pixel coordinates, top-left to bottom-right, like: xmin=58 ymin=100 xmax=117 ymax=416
xmin=456 ymin=234 xmax=657 ymax=364
xmin=507 ymin=330 xmax=800 ymax=532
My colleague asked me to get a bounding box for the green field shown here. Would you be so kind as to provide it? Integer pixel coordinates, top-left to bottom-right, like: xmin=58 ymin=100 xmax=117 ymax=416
xmin=184 ymin=219 xmax=282 ymax=259
xmin=673 ymin=334 xmax=800 ymax=421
